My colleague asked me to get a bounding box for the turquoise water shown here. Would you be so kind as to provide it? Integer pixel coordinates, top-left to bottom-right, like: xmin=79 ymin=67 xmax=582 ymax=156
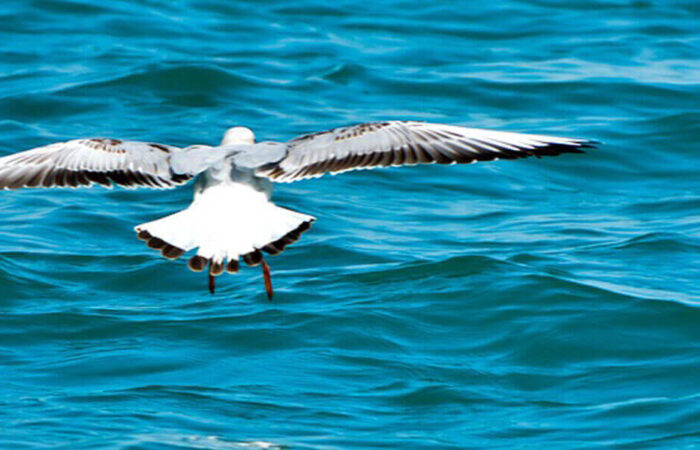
xmin=1 ymin=0 xmax=699 ymax=448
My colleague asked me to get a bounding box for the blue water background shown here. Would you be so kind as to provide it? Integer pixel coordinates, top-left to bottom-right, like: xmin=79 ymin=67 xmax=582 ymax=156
xmin=0 ymin=0 xmax=699 ymax=448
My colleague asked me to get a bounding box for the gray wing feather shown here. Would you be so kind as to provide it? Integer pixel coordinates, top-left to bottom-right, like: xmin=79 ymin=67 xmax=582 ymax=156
xmin=256 ymin=121 xmax=596 ymax=182
xmin=231 ymin=142 xmax=288 ymax=171
xmin=0 ymin=138 xmax=221 ymax=190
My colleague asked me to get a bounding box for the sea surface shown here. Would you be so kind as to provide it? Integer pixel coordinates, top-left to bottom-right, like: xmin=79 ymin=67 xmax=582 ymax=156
xmin=0 ymin=0 xmax=699 ymax=448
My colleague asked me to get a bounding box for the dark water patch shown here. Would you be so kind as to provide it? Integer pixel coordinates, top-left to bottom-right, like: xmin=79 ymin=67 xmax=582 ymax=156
xmin=620 ymin=195 xmax=700 ymax=216
xmin=0 ymin=95 xmax=99 ymax=121
xmin=356 ymin=255 xmax=506 ymax=280
xmin=59 ymin=64 xmax=260 ymax=102
xmin=611 ymin=232 xmax=700 ymax=252
xmin=28 ymin=0 xmax=110 ymax=15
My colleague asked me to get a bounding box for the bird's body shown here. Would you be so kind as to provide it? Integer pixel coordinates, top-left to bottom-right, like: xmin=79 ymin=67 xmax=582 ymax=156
xmin=0 ymin=121 xmax=595 ymax=298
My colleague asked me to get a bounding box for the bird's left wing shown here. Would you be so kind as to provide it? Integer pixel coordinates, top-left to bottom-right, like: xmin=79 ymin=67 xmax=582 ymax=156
xmin=0 ymin=138 xmax=222 ymax=190
xmin=256 ymin=121 xmax=595 ymax=182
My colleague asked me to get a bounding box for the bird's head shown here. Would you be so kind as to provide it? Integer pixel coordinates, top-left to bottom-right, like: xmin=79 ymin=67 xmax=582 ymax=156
xmin=221 ymin=126 xmax=255 ymax=145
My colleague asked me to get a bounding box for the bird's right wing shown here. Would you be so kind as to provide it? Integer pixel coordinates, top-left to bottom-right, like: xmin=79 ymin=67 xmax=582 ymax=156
xmin=256 ymin=121 xmax=596 ymax=182
xmin=0 ymin=138 xmax=224 ymax=190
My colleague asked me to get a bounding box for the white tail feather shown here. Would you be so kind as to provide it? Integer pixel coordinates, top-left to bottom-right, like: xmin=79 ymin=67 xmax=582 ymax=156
xmin=135 ymin=182 xmax=314 ymax=264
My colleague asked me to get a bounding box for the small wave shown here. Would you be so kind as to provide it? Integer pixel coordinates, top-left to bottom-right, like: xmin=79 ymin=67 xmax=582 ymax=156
xmin=315 ymin=62 xmax=366 ymax=84
xmin=66 ymin=64 xmax=259 ymax=94
xmin=620 ymin=196 xmax=700 ymax=215
xmin=350 ymin=254 xmax=509 ymax=284
xmin=128 ymin=434 xmax=284 ymax=449
xmin=612 ymin=232 xmax=700 ymax=252
xmin=523 ymin=271 xmax=700 ymax=308
xmin=29 ymin=0 xmax=110 ymax=15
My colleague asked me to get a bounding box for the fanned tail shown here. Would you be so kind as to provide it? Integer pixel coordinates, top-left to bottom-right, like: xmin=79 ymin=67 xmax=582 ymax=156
xmin=134 ymin=183 xmax=315 ymax=287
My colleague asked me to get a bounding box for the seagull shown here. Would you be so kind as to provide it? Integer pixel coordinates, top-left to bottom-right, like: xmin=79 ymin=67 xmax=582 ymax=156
xmin=0 ymin=121 xmax=595 ymax=299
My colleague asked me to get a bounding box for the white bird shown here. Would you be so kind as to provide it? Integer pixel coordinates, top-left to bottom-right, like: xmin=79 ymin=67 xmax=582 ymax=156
xmin=0 ymin=121 xmax=595 ymax=298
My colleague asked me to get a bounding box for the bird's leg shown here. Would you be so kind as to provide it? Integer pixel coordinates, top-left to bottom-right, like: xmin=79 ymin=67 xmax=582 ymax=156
xmin=208 ymin=265 xmax=216 ymax=295
xmin=261 ymin=257 xmax=274 ymax=300
xmin=208 ymin=260 xmax=224 ymax=295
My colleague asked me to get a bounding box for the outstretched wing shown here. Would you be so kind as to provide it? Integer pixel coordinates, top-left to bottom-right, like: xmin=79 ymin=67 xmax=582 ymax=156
xmin=0 ymin=138 xmax=198 ymax=190
xmin=256 ymin=121 xmax=595 ymax=182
